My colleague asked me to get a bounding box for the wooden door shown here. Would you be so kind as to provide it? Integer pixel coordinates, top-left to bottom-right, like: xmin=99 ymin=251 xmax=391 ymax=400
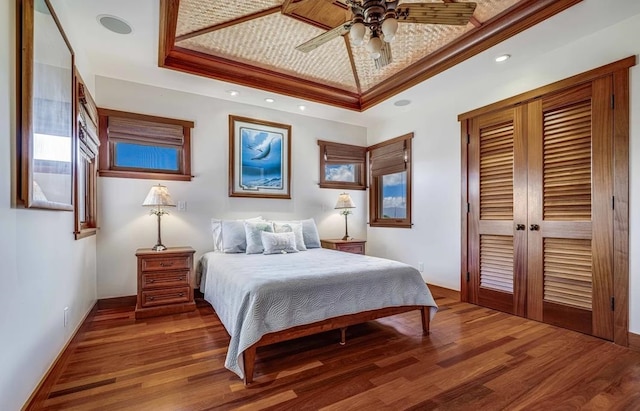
xmin=525 ymin=80 xmax=614 ymax=339
xmin=468 ymin=106 xmax=527 ymax=316
xmin=467 ymin=80 xmax=614 ymax=340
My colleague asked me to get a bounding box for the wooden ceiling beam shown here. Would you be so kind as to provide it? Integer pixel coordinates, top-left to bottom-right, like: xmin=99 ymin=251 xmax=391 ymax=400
xmin=175 ymin=6 xmax=281 ymax=42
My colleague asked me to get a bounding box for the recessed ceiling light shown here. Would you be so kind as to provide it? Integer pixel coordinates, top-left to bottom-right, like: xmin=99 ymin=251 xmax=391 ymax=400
xmin=97 ymin=15 xmax=133 ymax=35
xmin=394 ymin=99 xmax=411 ymax=107
xmin=265 ymin=98 xmax=275 ymax=103
xmin=495 ymin=54 xmax=511 ymax=63
xmin=227 ymin=90 xmax=239 ymax=96
xmin=298 ymin=105 xmax=306 ymax=111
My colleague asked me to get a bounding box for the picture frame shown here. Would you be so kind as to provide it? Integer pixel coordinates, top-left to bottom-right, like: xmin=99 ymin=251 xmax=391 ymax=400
xmin=229 ymin=115 xmax=291 ymax=199
xmin=18 ymin=0 xmax=75 ymax=210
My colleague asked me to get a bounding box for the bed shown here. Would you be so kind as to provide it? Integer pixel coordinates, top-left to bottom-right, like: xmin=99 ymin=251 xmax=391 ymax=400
xmin=198 ymin=247 xmax=438 ymax=384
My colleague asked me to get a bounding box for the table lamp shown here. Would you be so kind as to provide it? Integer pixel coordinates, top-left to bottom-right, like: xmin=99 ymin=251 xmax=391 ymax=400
xmin=142 ymin=184 xmax=175 ymax=251
xmin=334 ymin=192 xmax=355 ymax=241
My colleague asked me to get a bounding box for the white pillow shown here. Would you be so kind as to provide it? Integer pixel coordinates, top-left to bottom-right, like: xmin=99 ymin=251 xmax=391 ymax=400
xmin=211 ymin=216 xmax=263 ymax=252
xmin=245 ymin=221 xmax=274 ymax=254
xmin=300 ymin=218 xmax=321 ymax=248
xmin=273 ymin=221 xmax=307 ymax=251
xmin=261 ymin=231 xmax=298 ymax=254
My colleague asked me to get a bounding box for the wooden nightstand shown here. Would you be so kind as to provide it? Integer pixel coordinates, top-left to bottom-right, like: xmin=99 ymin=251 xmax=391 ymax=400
xmin=135 ymin=246 xmax=196 ymax=319
xmin=320 ymin=239 xmax=366 ymax=255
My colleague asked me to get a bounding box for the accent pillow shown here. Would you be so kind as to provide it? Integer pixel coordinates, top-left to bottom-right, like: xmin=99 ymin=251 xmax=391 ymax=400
xmin=211 ymin=216 xmax=263 ymax=253
xmin=300 ymin=218 xmax=321 ymax=248
xmin=245 ymin=221 xmax=274 ymax=254
xmin=261 ymin=231 xmax=299 ymax=255
xmin=273 ymin=221 xmax=307 ymax=251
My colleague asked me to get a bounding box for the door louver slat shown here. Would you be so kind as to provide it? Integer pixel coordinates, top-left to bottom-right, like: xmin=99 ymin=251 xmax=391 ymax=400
xmin=543 ymin=102 xmax=592 ymax=220
xmin=543 ymin=238 xmax=592 ymax=310
xmin=480 ymin=122 xmax=514 ymax=220
xmin=480 ymin=235 xmax=514 ymax=293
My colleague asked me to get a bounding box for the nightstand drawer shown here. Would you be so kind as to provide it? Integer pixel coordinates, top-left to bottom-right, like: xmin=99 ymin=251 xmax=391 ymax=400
xmin=141 ymin=286 xmax=191 ymax=307
xmin=141 ymin=270 xmax=190 ymax=289
xmin=140 ymin=255 xmax=191 ymax=272
xmin=337 ymin=243 xmax=365 ymax=254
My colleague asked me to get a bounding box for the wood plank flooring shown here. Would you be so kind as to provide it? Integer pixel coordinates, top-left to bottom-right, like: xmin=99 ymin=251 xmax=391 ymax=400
xmin=27 ymin=287 xmax=640 ymax=410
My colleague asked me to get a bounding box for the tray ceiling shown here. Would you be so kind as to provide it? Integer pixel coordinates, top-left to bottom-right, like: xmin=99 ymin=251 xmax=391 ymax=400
xmin=159 ymin=0 xmax=582 ymax=111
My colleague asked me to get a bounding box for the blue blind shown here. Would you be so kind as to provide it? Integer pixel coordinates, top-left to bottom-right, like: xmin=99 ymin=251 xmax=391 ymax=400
xmin=114 ymin=142 xmax=179 ymax=171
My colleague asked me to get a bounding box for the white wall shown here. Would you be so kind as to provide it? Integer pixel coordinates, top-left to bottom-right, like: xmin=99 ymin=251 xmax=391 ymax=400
xmin=366 ymin=13 xmax=640 ymax=333
xmin=0 ymin=1 xmax=98 ymax=410
xmin=95 ymin=77 xmax=368 ymax=298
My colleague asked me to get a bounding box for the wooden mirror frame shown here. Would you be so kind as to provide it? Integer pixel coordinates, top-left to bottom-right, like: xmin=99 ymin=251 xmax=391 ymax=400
xmin=17 ymin=0 xmax=76 ymax=210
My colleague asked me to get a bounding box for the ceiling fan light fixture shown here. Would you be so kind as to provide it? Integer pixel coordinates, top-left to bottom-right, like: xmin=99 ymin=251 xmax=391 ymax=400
xmin=349 ymin=21 xmax=366 ymax=46
xmin=366 ymin=34 xmax=383 ymax=59
xmin=381 ymin=14 xmax=398 ymax=42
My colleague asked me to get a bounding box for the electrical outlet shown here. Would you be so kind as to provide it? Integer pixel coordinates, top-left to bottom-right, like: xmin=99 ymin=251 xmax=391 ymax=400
xmin=418 ymin=262 xmax=424 ymax=272
xmin=64 ymin=307 xmax=69 ymax=328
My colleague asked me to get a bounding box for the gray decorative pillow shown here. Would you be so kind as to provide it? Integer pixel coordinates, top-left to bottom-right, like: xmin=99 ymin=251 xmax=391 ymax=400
xmin=211 ymin=216 xmax=263 ymax=252
xmin=220 ymin=220 xmax=247 ymax=253
xmin=300 ymin=218 xmax=321 ymax=248
xmin=273 ymin=221 xmax=307 ymax=251
xmin=261 ymin=231 xmax=299 ymax=255
xmin=245 ymin=221 xmax=274 ymax=254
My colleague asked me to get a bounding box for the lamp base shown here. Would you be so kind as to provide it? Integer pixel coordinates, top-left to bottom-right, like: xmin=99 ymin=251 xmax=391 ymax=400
xmin=341 ymin=235 xmax=350 ymax=241
xmin=152 ymin=244 xmax=167 ymax=251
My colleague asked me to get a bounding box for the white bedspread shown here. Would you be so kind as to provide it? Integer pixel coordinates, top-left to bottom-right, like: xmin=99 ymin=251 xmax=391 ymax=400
xmin=198 ymin=248 xmax=438 ymax=379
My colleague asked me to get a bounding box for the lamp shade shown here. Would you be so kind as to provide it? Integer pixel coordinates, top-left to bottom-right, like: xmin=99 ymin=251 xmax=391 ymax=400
xmin=381 ymin=16 xmax=398 ymax=42
xmin=334 ymin=192 xmax=356 ymax=210
xmin=142 ymin=184 xmax=175 ymax=207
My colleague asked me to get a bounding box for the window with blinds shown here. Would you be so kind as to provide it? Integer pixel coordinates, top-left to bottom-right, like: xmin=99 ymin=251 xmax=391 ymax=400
xmin=318 ymin=140 xmax=366 ymax=190
xmin=368 ymin=133 xmax=413 ymax=228
xmin=98 ymin=108 xmax=194 ymax=181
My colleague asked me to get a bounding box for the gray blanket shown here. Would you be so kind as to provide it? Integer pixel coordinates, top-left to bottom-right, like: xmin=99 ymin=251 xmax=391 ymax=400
xmin=199 ymin=248 xmax=438 ymax=379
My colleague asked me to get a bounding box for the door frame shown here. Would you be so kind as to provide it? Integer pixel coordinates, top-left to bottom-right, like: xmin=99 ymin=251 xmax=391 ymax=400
xmin=459 ymin=56 xmax=635 ymax=346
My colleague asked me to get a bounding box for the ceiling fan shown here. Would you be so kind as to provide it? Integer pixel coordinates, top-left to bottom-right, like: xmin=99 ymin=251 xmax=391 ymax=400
xmin=295 ymin=0 xmax=477 ymax=68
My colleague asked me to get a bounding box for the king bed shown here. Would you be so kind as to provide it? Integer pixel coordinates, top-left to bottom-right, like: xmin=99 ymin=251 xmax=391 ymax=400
xmin=198 ymin=247 xmax=438 ymax=384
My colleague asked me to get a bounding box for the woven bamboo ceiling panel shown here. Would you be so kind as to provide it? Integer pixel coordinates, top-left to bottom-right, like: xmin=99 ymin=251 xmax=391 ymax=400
xmin=160 ymin=0 xmax=583 ymax=111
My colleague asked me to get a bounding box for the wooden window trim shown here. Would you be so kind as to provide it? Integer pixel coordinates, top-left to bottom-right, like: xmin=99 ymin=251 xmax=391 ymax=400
xmin=98 ymin=108 xmax=194 ymax=181
xmin=318 ymin=140 xmax=366 ymax=190
xmin=74 ymin=70 xmax=99 ymax=239
xmin=459 ymin=55 xmax=635 ymax=347
xmin=368 ymin=133 xmax=413 ymax=228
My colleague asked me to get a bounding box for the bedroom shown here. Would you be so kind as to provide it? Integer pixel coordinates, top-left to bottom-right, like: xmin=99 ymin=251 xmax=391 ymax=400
xmin=1 ymin=0 xmax=640 ymax=409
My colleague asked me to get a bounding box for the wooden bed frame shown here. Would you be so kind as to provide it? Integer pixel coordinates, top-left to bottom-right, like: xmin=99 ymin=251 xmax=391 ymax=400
xmin=241 ymin=305 xmax=430 ymax=384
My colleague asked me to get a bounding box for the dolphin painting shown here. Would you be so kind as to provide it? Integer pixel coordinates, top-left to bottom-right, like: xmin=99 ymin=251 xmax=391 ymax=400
xmin=248 ymin=136 xmax=274 ymax=160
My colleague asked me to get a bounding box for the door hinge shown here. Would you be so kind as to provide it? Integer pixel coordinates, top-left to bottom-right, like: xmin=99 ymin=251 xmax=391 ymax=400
xmin=612 ymin=196 xmax=615 ymax=210
xmin=611 ymin=94 xmax=615 ymax=109
xmin=467 ymin=203 xmax=470 ymax=213
xmin=467 ymin=272 xmax=470 ymax=282
xmin=467 ymin=134 xmax=470 ymax=144
xmin=611 ymin=296 xmax=615 ymax=311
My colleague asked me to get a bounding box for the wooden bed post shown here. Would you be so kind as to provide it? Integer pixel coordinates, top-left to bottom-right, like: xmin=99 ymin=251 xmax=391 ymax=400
xmin=421 ymin=307 xmax=430 ymax=334
xmin=243 ymin=346 xmax=257 ymax=385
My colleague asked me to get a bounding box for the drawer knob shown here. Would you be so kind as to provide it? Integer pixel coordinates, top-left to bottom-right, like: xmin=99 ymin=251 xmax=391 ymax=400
xmin=148 ymin=279 xmax=155 ymax=283
xmin=179 ymin=292 xmax=184 ymax=297
xmin=148 ymin=296 xmax=155 ymax=301
xmin=160 ymin=262 xmax=174 ymax=267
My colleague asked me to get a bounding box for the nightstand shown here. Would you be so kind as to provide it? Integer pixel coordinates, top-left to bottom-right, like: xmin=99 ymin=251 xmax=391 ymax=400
xmin=135 ymin=246 xmax=196 ymax=319
xmin=320 ymin=239 xmax=366 ymax=255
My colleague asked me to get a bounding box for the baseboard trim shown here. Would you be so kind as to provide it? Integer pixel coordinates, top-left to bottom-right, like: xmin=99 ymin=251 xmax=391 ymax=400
xmin=97 ymin=295 xmax=136 ymax=310
xmin=22 ymin=300 xmax=98 ymax=411
xmin=427 ymin=284 xmax=460 ymax=300
xmin=629 ymin=332 xmax=640 ymax=352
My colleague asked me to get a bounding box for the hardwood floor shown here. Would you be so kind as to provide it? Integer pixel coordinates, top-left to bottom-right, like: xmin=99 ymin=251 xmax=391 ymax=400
xmin=27 ymin=287 xmax=640 ymax=410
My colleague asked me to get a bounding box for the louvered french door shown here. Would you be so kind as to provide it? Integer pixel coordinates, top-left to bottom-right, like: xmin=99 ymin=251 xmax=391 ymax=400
xmin=467 ymin=80 xmax=614 ymax=339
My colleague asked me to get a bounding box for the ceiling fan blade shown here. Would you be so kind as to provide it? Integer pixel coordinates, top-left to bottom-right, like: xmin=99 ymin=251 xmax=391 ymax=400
xmin=295 ymin=23 xmax=352 ymax=53
xmin=374 ymin=42 xmax=392 ymax=69
xmin=397 ymin=2 xmax=477 ymax=26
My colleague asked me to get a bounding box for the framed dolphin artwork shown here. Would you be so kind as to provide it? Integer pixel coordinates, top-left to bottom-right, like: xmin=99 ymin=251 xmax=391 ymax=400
xmin=229 ymin=115 xmax=291 ymax=199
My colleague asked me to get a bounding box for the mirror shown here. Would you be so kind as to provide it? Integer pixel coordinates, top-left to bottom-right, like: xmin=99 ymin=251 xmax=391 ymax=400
xmin=19 ymin=0 xmax=74 ymax=210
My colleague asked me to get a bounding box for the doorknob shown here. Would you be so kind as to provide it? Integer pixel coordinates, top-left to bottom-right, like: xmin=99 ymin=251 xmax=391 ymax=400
xmin=516 ymin=224 xmax=525 ymax=231
xmin=530 ymin=224 xmax=540 ymax=231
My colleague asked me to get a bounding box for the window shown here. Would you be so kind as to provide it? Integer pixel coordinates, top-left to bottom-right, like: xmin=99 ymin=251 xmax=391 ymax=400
xmin=98 ymin=109 xmax=194 ymax=181
xmin=368 ymin=133 xmax=413 ymax=228
xmin=74 ymin=75 xmax=99 ymax=239
xmin=318 ymin=140 xmax=366 ymax=190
